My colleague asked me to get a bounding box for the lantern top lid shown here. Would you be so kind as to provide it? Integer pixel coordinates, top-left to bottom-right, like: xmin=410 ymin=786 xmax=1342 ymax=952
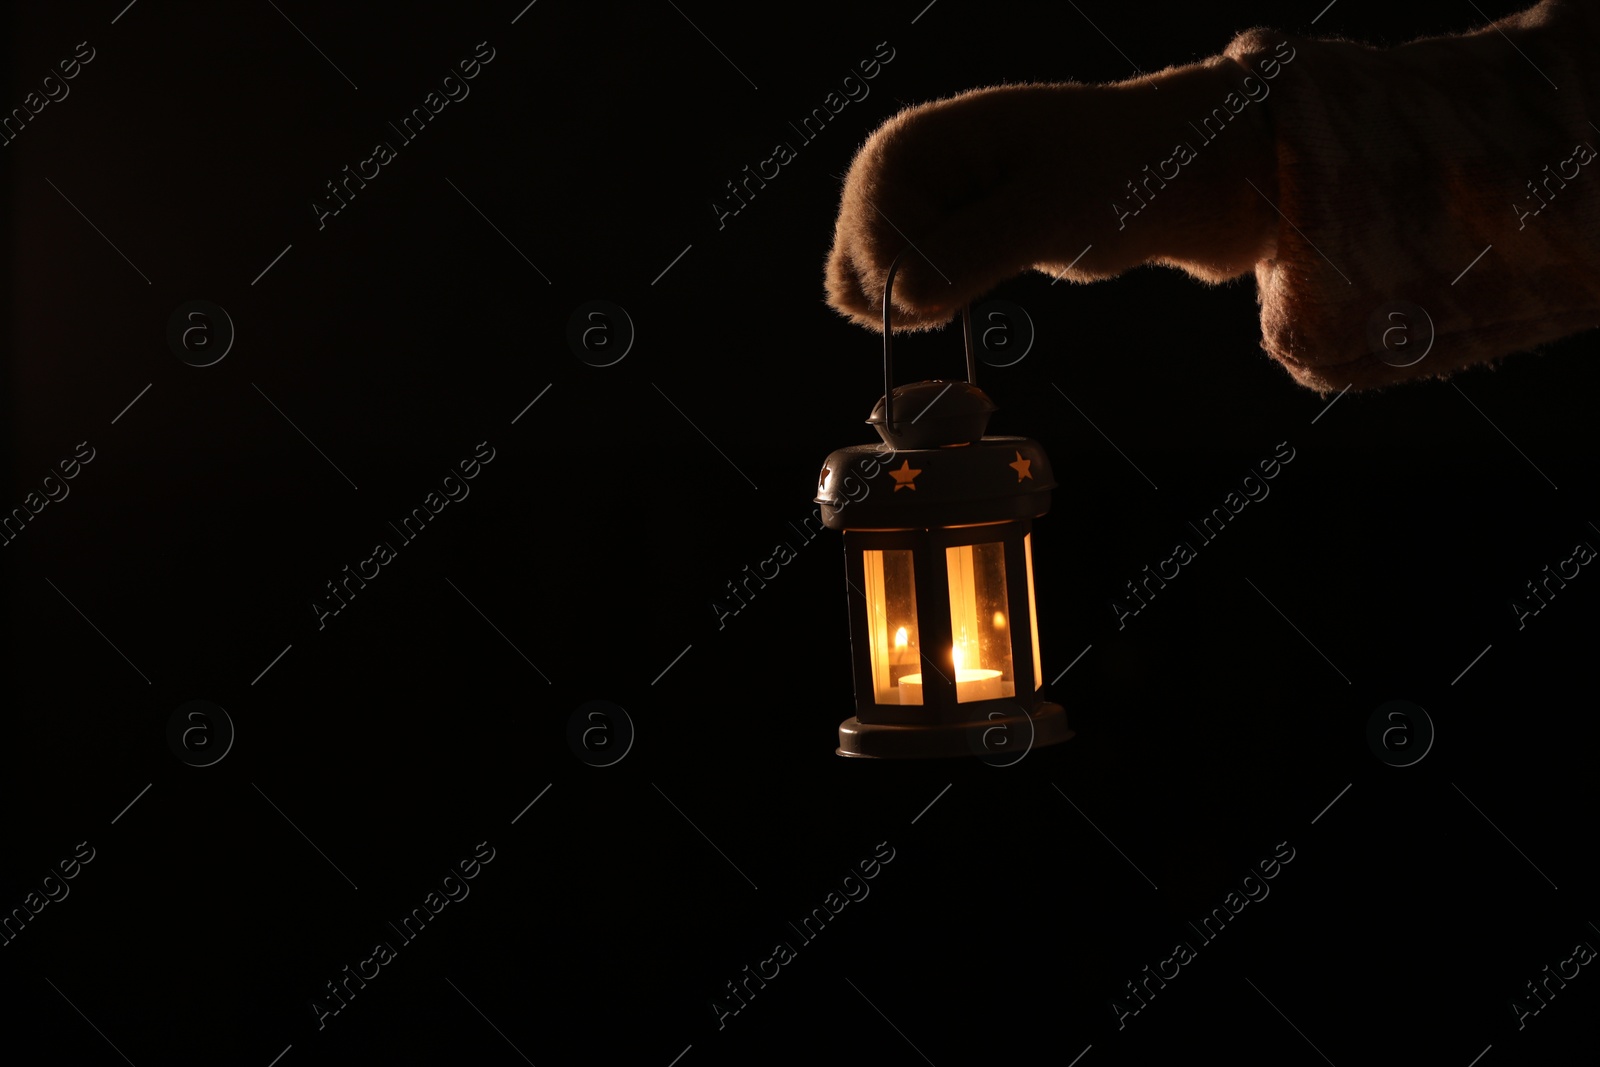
xmin=820 ymin=245 xmax=1052 ymax=530
xmin=867 ymin=380 xmax=996 ymax=450
xmin=814 ymin=434 xmax=1055 ymax=531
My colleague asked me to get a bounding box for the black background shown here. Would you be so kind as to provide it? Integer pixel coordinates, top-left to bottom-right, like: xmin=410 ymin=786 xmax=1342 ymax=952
xmin=2 ymin=1 xmax=1596 ymax=1064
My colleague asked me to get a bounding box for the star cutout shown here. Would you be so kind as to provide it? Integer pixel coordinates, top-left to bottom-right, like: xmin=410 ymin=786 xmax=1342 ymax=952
xmin=1009 ymin=451 xmax=1032 ymax=482
xmin=818 ymin=466 xmax=831 ymax=489
xmin=889 ymin=459 xmax=922 ymax=492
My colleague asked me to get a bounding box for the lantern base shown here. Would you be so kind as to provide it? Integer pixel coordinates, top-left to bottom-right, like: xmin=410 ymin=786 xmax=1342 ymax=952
xmin=836 ymin=702 xmax=1073 ymax=760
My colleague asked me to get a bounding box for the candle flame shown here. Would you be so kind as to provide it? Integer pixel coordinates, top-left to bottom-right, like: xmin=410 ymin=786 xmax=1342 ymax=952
xmin=894 ymin=626 xmax=908 ymax=649
xmin=993 ymin=611 xmax=1006 ymax=628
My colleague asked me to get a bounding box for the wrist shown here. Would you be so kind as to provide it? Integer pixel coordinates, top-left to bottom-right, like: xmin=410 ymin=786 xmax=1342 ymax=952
xmin=1108 ymin=55 xmax=1280 ymax=278
xmin=1030 ymin=53 xmax=1282 ymax=283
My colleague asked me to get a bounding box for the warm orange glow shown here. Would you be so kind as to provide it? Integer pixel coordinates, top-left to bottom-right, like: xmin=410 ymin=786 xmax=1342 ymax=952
xmin=899 ymin=665 xmax=1004 ymax=703
xmin=946 ymin=542 xmax=1016 ymax=702
xmin=1025 ymin=534 xmax=1043 ymax=691
xmin=865 ymin=549 xmax=921 ymax=704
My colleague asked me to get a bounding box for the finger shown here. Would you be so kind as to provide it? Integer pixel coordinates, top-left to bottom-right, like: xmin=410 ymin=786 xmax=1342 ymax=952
xmin=824 ymin=219 xmax=883 ymax=329
xmin=873 ymin=170 xmax=1060 ymax=329
xmin=824 ymin=246 xmax=882 ymax=330
xmin=827 ymin=239 xmax=958 ymax=331
xmin=826 ymin=210 xmax=957 ymax=332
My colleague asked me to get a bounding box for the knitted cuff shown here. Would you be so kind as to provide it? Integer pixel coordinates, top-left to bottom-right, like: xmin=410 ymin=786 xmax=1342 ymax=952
xmin=1226 ymin=1 xmax=1600 ymax=392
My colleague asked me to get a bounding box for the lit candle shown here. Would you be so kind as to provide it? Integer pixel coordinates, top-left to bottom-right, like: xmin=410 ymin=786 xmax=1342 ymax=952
xmin=888 ymin=625 xmax=918 ymax=691
xmin=898 ymin=642 xmax=1004 ymax=703
xmin=896 ymin=669 xmax=1005 ymax=703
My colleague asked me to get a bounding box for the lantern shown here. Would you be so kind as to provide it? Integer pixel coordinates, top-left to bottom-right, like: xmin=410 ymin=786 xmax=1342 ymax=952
xmin=816 ymin=252 xmax=1074 ymax=759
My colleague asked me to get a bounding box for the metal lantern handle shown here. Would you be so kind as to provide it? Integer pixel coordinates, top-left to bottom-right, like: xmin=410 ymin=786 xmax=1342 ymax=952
xmin=882 ymin=246 xmax=975 ymax=433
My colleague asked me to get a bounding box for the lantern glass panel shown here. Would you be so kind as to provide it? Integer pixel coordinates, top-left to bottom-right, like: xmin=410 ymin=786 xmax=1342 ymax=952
xmin=863 ymin=548 xmax=922 ymax=705
xmin=945 ymin=541 xmax=1016 ymax=702
xmin=1025 ymin=533 xmax=1043 ymax=691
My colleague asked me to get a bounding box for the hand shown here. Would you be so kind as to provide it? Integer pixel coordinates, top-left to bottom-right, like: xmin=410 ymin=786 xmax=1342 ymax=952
xmin=824 ymin=60 xmax=1280 ymax=332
